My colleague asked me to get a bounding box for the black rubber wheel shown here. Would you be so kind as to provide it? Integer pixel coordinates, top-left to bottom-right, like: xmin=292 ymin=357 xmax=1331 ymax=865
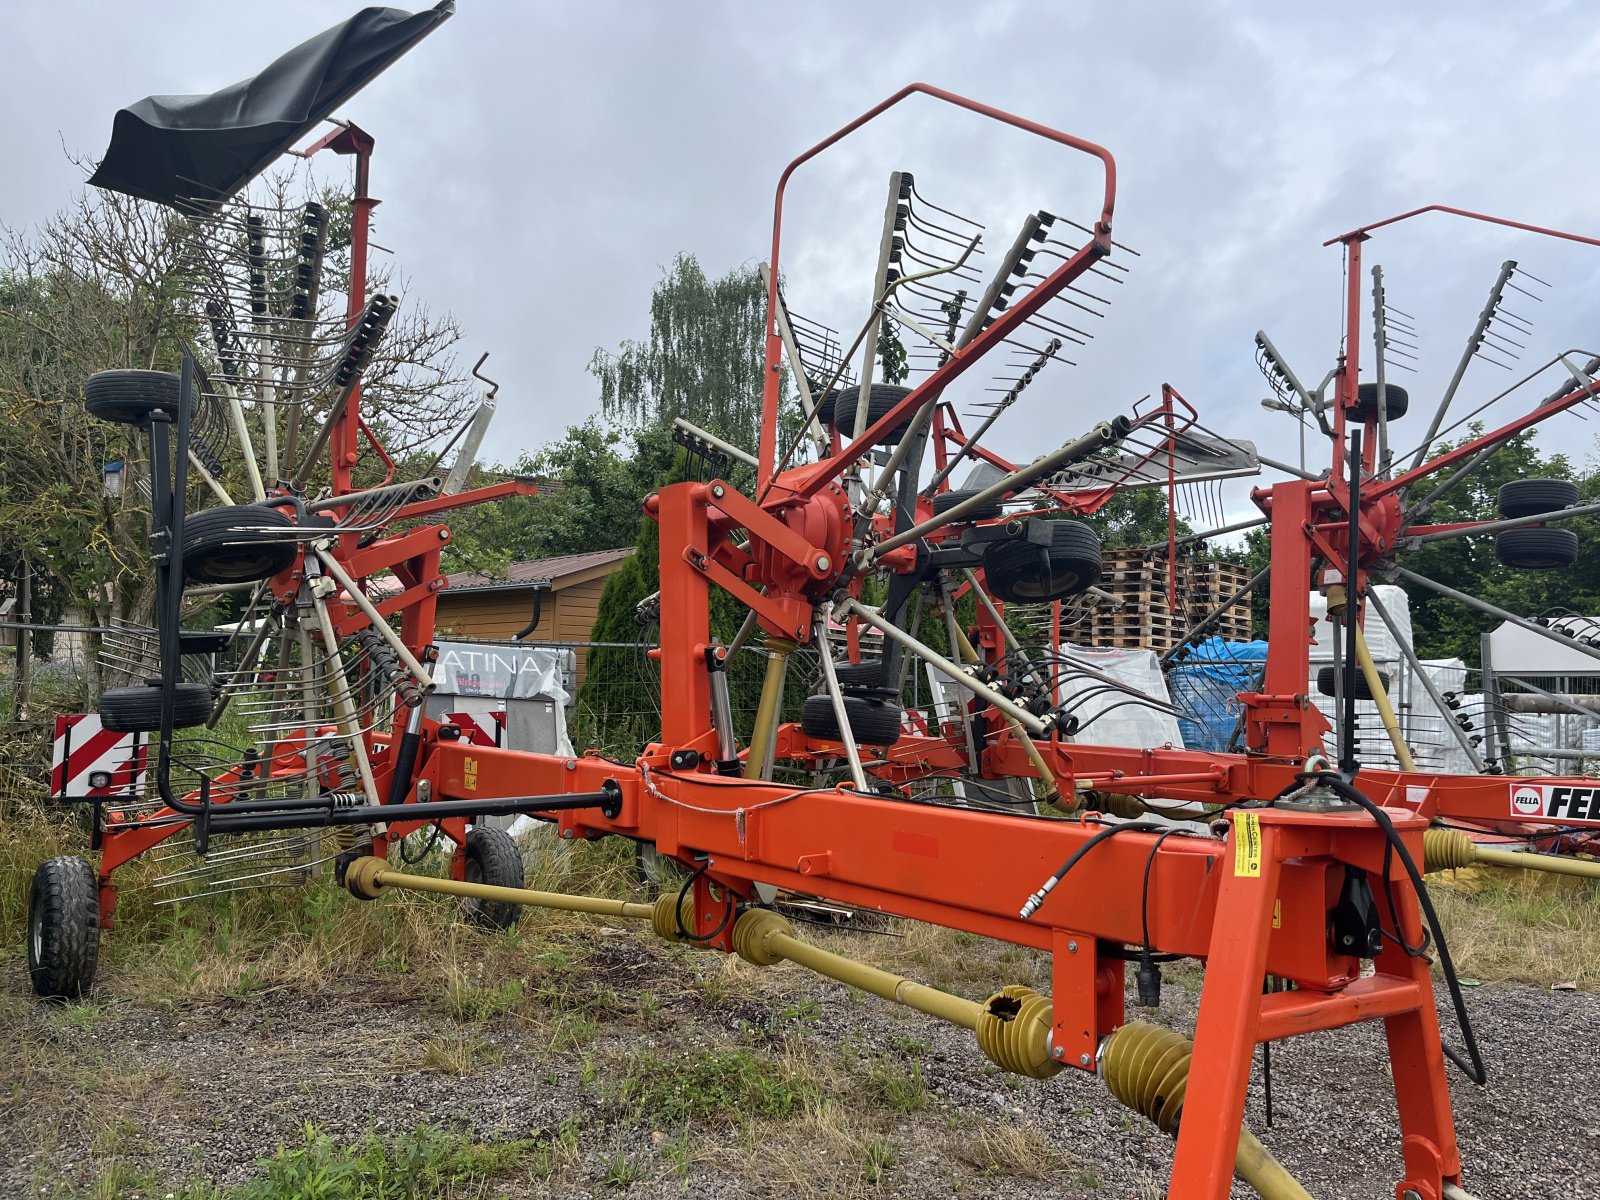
xmin=1315 ymin=665 xmax=1391 ymax=700
xmin=28 ymin=857 xmax=100 ymax=999
xmin=819 ymin=384 xmax=914 ymax=445
xmin=1496 ymin=526 xmax=1579 ymax=570
xmin=931 ymin=488 xmax=1003 ymax=522
xmin=1498 ymin=479 xmax=1579 ymax=520
xmin=182 ymin=504 xmax=299 ymax=586
xmin=832 ymin=658 xmax=888 ymax=690
xmin=84 ymin=369 xmax=180 ymax=426
xmin=982 ymin=520 xmax=1103 ymax=603
xmin=1352 ymin=383 xmax=1408 ymax=422
xmin=461 ymin=826 xmax=525 ymax=930
xmin=635 ymin=842 xmax=692 ymax=890
xmin=800 ymin=693 xmax=903 ymax=746
xmin=99 ymin=681 xmax=213 ymax=732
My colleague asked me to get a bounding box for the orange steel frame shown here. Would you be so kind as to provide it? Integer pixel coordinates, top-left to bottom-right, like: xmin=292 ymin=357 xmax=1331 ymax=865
xmin=85 ymin=85 xmax=1600 ymax=1200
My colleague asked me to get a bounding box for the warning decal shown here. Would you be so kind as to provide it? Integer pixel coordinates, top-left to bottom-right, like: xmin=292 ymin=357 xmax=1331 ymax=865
xmin=1233 ymin=811 xmax=1263 ymax=877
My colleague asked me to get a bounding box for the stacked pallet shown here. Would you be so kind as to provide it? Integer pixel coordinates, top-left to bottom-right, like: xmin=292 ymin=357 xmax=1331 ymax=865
xmin=1088 ymin=550 xmax=1253 ymax=652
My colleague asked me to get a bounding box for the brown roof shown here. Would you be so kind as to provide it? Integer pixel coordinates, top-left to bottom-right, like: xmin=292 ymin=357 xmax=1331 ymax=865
xmin=446 ymin=547 xmax=633 ymax=592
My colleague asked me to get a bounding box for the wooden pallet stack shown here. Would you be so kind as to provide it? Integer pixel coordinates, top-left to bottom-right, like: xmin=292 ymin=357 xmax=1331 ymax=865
xmin=1088 ymin=550 xmax=1253 ymax=652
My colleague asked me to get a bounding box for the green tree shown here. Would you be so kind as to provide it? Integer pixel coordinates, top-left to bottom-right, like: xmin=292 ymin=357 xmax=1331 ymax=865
xmin=589 ymin=253 xmax=797 ymax=459
xmin=441 ymin=421 xmax=675 ymax=578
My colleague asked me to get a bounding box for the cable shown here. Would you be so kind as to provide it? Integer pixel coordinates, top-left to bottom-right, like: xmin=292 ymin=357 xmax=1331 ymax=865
xmin=672 ymin=859 xmax=735 ymax=945
xmin=1283 ymin=771 xmax=1487 ymax=1085
xmin=1019 ymin=821 xmax=1169 ymax=918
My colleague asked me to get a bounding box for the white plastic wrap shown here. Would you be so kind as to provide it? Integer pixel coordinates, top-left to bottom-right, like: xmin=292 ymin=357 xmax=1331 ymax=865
xmin=1060 ymin=645 xmax=1185 ymax=749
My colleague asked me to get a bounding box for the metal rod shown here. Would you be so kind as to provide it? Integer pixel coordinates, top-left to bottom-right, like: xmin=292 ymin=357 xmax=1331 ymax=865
xmin=1394 ymin=566 xmax=1600 ymax=668
xmin=313 ymin=547 xmax=435 ymax=692
xmin=1159 ymin=567 xmax=1268 ymax=665
xmin=1364 ymin=587 xmax=1485 ymax=773
xmin=308 ymin=586 xmax=381 ymax=805
xmin=815 ymin=605 xmax=870 ymax=792
xmin=837 ymin=597 xmax=1051 ymax=736
xmin=672 ymin=417 xmax=759 ymax=469
xmin=1407 ymin=261 xmax=1517 ymax=475
xmin=871 ymin=418 xmax=1126 ymax=558
xmin=1408 ymin=498 xmax=1600 ymax=545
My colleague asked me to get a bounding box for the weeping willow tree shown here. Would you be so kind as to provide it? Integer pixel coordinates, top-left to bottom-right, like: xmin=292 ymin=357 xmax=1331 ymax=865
xmin=577 ymin=254 xmax=808 ymax=756
xmin=588 ymin=253 xmax=800 ymax=459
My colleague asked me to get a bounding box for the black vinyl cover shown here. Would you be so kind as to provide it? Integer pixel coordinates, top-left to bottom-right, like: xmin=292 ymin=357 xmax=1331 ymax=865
xmin=87 ymin=2 xmax=452 ymax=210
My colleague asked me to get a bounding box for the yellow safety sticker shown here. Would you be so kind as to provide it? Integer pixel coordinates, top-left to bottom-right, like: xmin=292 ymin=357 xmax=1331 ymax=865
xmin=463 ymin=756 xmax=479 ymax=791
xmin=1272 ymin=899 xmax=1282 ymax=929
xmin=1233 ymin=811 xmax=1262 ymax=878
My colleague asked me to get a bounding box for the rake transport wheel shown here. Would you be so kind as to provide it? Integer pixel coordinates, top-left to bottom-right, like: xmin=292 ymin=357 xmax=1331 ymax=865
xmin=819 ymin=384 xmax=915 ymax=444
xmin=1316 ymin=664 xmax=1391 ymax=699
xmin=28 ymin=857 xmax=100 ymax=999
xmin=832 ymin=657 xmax=889 ymax=690
xmin=800 ymin=693 xmax=904 ymax=745
xmin=1353 ymin=381 xmax=1409 ymax=421
xmin=182 ymin=504 xmax=299 ymax=585
xmin=1497 ymin=478 xmax=1580 ymax=520
xmin=83 ymin=368 xmax=180 ymax=426
xmin=460 ymin=826 xmax=526 ymax=931
xmin=98 ymin=681 xmax=214 ymax=732
xmin=931 ymin=488 xmax=1004 ymax=522
xmin=1495 ymin=526 xmax=1579 ymax=570
xmin=982 ymin=519 xmax=1103 ymax=603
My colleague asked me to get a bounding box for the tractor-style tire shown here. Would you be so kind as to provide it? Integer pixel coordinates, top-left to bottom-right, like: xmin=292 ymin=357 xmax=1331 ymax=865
xmin=28 ymin=857 xmax=100 ymax=999
xmin=635 ymin=842 xmax=692 ymax=890
xmin=1497 ymin=479 xmax=1580 ymax=521
xmin=1496 ymin=526 xmax=1579 ymax=571
xmin=98 ymin=682 xmax=213 ymax=732
xmin=1352 ymin=383 xmax=1409 ymax=422
xmin=182 ymin=504 xmax=299 ymax=586
xmin=1315 ymin=664 xmax=1391 ymax=700
xmin=819 ymin=384 xmax=914 ymax=445
xmin=982 ymin=520 xmax=1103 ymax=603
xmin=931 ymin=488 xmax=1003 ymax=522
xmin=461 ymin=826 xmax=525 ymax=931
xmin=800 ymin=693 xmax=904 ymax=746
xmin=832 ymin=658 xmax=889 ymax=690
xmin=84 ymin=369 xmax=180 ymax=426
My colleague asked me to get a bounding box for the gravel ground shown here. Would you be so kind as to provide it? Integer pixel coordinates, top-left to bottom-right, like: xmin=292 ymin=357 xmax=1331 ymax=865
xmin=2 ymin=930 xmax=1595 ymax=1199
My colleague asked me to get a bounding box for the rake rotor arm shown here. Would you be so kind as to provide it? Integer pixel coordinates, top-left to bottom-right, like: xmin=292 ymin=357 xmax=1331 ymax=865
xmin=760 ymin=83 xmax=1117 ymax=491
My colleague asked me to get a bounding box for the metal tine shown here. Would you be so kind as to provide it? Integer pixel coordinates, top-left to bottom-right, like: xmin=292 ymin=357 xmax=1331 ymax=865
xmin=1020 ymin=307 xmax=1095 ymax=345
xmin=1047 ymin=212 xmax=1142 ymax=258
xmin=899 ymin=204 xmax=985 ymax=255
xmin=1483 ymin=328 xmax=1527 ymax=353
xmin=905 ymin=174 xmax=986 ymax=230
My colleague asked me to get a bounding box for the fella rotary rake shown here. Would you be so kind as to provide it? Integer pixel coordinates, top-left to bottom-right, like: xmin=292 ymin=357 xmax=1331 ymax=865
xmin=24 ymin=6 xmax=1600 ymax=1199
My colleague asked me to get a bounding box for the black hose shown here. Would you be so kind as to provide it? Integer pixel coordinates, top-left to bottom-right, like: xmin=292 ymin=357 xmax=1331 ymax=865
xmin=1282 ymin=771 xmax=1487 ymax=1085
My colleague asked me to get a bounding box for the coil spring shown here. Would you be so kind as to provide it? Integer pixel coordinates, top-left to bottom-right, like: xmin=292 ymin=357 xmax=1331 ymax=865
xmin=355 ymin=628 xmax=423 ymax=707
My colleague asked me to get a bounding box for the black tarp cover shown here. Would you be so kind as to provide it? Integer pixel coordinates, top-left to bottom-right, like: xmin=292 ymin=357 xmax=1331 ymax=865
xmin=87 ymin=2 xmax=452 ymax=209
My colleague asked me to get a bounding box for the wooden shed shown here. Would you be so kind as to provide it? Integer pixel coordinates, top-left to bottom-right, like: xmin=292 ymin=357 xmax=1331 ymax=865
xmin=435 ymin=548 xmax=633 ymax=685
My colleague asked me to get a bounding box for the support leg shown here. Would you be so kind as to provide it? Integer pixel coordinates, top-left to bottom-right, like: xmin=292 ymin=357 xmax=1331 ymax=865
xmin=1169 ymin=824 xmax=1282 ymax=1199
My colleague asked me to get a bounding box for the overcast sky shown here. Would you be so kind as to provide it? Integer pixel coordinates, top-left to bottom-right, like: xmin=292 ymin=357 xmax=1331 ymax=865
xmin=6 ymin=0 xmax=1600 ymax=518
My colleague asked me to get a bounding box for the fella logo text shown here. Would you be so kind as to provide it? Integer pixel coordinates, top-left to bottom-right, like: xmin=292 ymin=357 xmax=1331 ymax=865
xmin=1509 ymin=784 xmax=1600 ymax=820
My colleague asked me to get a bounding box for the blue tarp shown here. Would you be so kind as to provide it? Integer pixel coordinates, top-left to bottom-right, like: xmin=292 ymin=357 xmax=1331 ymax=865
xmin=1168 ymin=637 xmax=1268 ymax=752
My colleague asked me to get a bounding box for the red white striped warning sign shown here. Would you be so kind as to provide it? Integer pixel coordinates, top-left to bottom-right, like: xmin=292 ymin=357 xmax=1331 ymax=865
xmin=50 ymin=714 xmax=147 ymax=799
xmin=447 ymin=711 xmax=504 ymax=747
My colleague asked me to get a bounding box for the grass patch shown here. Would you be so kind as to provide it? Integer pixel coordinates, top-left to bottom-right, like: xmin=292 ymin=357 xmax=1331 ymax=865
xmin=951 ymin=1121 xmax=1068 ymax=1180
xmin=234 ymin=1123 xmax=541 ymax=1199
xmin=1430 ymin=870 xmax=1600 ymax=989
xmin=413 ymin=1029 xmax=502 ymax=1075
xmin=619 ymin=1047 xmax=819 ymax=1126
xmin=864 ymin=1058 xmax=927 ymax=1113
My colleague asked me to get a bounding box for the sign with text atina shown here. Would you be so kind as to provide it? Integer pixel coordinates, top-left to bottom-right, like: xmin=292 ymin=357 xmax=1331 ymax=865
xmin=1509 ymin=781 xmax=1600 ymax=822
xmin=432 ymin=642 xmax=569 ymax=703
